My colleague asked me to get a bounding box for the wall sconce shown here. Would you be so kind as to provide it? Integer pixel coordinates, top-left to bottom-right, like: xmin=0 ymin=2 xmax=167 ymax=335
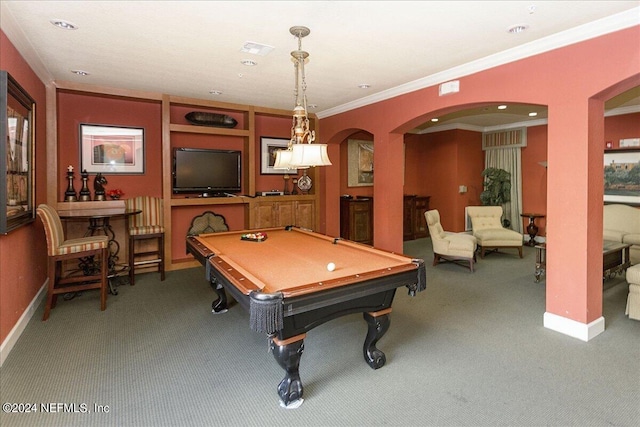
xmin=458 ymin=185 xmax=467 ymax=194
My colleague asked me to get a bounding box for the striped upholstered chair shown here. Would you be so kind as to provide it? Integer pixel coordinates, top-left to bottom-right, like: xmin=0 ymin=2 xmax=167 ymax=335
xmin=125 ymin=196 xmax=165 ymax=286
xmin=36 ymin=204 xmax=109 ymax=321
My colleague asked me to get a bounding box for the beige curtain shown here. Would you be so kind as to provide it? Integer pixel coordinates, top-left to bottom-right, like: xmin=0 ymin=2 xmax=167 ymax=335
xmin=483 ymin=129 xmax=524 ymax=233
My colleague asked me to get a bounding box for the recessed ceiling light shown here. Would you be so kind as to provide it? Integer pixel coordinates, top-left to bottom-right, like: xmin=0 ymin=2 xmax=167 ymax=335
xmin=498 ymin=105 xmax=508 ymax=110
xmin=507 ymin=24 xmax=529 ymax=34
xmin=431 ymin=118 xmax=439 ymax=122
xmin=528 ymin=112 xmax=538 ymax=117
xmin=358 ymin=84 xmax=371 ymax=89
xmin=71 ymin=70 xmax=89 ymax=76
xmin=50 ymin=19 xmax=78 ymax=30
xmin=241 ymin=59 xmax=257 ymax=66
xmin=209 ymin=90 xmax=222 ymax=95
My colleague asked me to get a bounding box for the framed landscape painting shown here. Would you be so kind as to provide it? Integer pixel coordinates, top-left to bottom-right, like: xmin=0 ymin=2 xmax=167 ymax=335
xmin=604 ymin=149 xmax=640 ymax=205
xmin=347 ymin=139 xmax=374 ymax=187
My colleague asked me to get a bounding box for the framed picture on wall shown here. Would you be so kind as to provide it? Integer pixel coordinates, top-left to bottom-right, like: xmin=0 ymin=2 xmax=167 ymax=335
xmin=1 ymin=71 xmax=36 ymax=234
xmin=80 ymin=123 xmax=145 ymax=174
xmin=260 ymin=137 xmax=297 ymax=175
xmin=347 ymin=139 xmax=374 ymax=187
xmin=604 ymin=149 xmax=640 ymax=205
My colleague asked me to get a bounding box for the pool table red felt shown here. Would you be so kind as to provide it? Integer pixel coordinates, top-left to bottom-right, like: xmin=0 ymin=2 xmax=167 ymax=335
xmin=191 ymin=227 xmax=417 ymax=296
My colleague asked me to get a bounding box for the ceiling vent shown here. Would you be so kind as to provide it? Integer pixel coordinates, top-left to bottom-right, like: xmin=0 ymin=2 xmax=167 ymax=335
xmin=241 ymin=42 xmax=274 ymax=56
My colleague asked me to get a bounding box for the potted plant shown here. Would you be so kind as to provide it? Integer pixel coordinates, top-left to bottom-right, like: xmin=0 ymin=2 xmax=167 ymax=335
xmin=480 ymin=167 xmax=512 ymax=227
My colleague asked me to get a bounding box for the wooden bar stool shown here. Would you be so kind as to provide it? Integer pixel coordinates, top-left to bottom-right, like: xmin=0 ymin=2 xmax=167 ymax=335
xmin=36 ymin=204 xmax=109 ymax=320
xmin=125 ymin=196 xmax=165 ymax=286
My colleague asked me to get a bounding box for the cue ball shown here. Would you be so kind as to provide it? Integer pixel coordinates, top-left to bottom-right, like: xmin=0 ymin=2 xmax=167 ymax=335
xmin=327 ymin=262 xmax=336 ymax=272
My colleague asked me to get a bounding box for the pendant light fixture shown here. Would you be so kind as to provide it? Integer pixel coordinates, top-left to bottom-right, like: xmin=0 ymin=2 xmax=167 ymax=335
xmin=274 ymin=26 xmax=332 ymax=172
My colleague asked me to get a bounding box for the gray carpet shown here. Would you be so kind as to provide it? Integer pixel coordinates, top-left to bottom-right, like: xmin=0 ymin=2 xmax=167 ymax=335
xmin=1 ymin=239 xmax=638 ymax=427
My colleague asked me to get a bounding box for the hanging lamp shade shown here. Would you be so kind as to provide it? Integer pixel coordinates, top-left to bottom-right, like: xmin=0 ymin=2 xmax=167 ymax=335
xmin=273 ymin=149 xmax=296 ymax=170
xmin=290 ymin=143 xmax=332 ymax=167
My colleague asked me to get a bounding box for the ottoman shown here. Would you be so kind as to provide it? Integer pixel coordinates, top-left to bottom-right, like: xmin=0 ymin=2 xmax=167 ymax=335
xmin=626 ymin=264 xmax=640 ymax=321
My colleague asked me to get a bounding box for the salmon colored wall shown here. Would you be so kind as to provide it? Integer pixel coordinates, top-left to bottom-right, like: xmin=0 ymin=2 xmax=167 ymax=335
xmin=254 ymin=115 xmax=293 ymax=194
xmin=320 ymin=26 xmax=640 ymax=327
xmin=0 ymin=30 xmax=48 ymax=345
xmin=56 ymin=91 xmax=163 ymax=199
xmin=604 ymin=112 xmax=640 ymax=149
xmin=414 ymin=132 xmax=458 ymax=230
xmin=403 ymin=134 xmax=427 ymax=196
xmin=403 ymin=130 xmax=482 ymax=232
xmin=521 ymin=125 xmax=548 ymax=235
xmin=455 ymin=131 xmax=484 ymax=229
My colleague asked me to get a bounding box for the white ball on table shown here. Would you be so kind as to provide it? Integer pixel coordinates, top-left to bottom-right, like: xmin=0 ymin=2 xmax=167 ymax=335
xmin=326 ymin=262 xmax=336 ymax=272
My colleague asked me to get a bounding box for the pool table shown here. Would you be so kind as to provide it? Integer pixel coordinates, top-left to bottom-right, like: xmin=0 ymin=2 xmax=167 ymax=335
xmin=186 ymin=226 xmax=426 ymax=407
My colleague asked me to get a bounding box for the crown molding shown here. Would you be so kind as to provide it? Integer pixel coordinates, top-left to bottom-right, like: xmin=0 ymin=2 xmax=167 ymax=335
xmin=605 ymin=104 xmax=640 ymax=117
xmin=414 ymin=118 xmax=550 ymax=135
xmin=317 ymin=7 xmax=640 ymax=119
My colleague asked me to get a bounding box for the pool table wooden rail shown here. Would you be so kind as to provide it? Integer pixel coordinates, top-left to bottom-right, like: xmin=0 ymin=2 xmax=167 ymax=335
xmin=186 ymin=226 xmax=426 ymax=407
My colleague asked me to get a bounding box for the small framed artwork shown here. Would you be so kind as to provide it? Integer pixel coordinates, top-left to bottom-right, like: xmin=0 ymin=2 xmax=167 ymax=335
xmin=260 ymin=136 xmax=296 ymax=175
xmin=80 ymin=124 xmax=145 ymax=174
xmin=604 ymin=149 xmax=640 ymax=205
xmin=1 ymin=71 xmax=36 ymax=234
xmin=347 ymin=139 xmax=374 ymax=187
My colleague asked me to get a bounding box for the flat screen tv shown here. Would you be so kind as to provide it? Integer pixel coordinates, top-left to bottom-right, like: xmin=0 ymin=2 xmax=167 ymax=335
xmin=173 ymin=148 xmax=241 ymax=196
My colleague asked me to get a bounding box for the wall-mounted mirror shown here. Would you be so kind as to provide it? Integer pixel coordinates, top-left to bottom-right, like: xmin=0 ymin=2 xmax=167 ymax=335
xmin=1 ymin=71 xmax=36 ymax=234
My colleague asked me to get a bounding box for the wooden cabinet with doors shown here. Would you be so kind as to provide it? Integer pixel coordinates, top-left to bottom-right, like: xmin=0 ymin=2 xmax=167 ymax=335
xmin=403 ymin=195 xmax=430 ymax=240
xmin=249 ymin=195 xmax=316 ymax=230
xmin=340 ymin=196 xmax=373 ymax=245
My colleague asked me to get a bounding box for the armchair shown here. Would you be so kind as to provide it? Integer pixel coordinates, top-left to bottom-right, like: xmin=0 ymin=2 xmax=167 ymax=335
xmin=424 ymin=209 xmax=477 ymax=272
xmin=466 ymin=206 xmax=523 ymax=258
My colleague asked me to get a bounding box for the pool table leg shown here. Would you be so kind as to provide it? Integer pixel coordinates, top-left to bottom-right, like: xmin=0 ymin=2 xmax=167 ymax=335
xmin=210 ymin=278 xmax=228 ymax=314
xmin=270 ymin=335 xmax=305 ymax=407
xmin=363 ymin=309 xmax=391 ymax=369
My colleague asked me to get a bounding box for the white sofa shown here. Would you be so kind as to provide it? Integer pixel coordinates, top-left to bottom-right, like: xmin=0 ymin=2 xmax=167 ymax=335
xmin=603 ymin=204 xmax=640 ymax=265
xmin=626 ymin=264 xmax=640 ymax=321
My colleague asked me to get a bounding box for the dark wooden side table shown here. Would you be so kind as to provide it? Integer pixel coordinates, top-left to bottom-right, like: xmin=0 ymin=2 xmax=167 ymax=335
xmin=535 ymin=243 xmax=546 ymax=282
xmin=59 ymin=207 xmax=141 ymax=294
xmin=521 ymin=213 xmax=545 ymax=246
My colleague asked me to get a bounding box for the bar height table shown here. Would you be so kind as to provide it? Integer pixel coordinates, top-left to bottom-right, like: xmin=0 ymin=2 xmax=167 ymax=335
xmin=58 ymin=207 xmax=141 ymax=295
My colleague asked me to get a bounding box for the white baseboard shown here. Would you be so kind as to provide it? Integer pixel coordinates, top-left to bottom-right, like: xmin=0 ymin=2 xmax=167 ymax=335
xmin=0 ymin=281 xmax=46 ymax=367
xmin=543 ymin=312 xmax=605 ymax=341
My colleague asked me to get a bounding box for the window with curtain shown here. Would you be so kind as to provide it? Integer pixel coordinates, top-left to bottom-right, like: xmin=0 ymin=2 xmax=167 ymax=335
xmin=482 ymin=128 xmax=526 ymax=233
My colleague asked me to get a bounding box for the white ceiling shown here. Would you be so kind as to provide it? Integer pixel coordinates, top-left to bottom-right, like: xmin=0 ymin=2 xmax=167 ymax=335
xmin=1 ymin=1 xmax=639 ymax=130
